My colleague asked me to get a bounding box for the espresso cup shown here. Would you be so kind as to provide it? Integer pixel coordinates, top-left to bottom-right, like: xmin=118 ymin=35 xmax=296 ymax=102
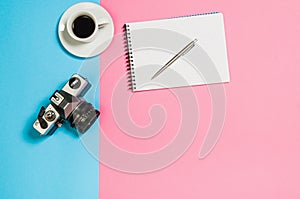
xmin=66 ymin=10 xmax=108 ymax=43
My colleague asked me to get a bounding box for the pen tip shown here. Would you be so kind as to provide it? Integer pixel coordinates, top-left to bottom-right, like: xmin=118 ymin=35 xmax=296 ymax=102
xmin=151 ymin=73 xmax=158 ymax=80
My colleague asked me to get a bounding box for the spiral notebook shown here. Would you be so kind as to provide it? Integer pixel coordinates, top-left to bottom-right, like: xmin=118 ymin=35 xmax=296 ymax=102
xmin=124 ymin=12 xmax=230 ymax=92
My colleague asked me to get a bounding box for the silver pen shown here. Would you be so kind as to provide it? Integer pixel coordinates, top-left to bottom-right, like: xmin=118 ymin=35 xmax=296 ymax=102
xmin=151 ymin=38 xmax=198 ymax=80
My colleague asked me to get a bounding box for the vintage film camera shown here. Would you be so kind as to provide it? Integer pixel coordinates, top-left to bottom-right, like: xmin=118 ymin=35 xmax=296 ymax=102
xmin=33 ymin=74 xmax=100 ymax=136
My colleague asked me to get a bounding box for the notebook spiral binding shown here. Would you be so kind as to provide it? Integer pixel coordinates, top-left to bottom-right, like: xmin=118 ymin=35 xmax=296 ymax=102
xmin=123 ymin=24 xmax=136 ymax=90
xmin=170 ymin=11 xmax=219 ymax=20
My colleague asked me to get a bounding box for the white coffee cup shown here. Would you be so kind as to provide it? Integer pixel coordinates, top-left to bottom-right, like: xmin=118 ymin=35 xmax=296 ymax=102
xmin=65 ymin=10 xmax=108 ymax=43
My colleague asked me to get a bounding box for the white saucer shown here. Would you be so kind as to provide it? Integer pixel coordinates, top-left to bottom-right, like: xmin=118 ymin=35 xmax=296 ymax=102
xmin=58 ymin=2 xmax=114 ymax=58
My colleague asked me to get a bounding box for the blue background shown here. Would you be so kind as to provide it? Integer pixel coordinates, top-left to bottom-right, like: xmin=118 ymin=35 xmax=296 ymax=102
xmin=0 ymin=1 xmax=99 ymax=198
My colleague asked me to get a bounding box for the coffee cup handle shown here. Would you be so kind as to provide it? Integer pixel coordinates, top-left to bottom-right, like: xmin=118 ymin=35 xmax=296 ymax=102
xmin=97 ymin=18 xmax=109 ymax=29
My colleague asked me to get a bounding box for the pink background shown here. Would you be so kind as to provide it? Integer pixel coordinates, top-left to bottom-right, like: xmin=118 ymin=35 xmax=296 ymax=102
xmin=100 ymin=0 xmax=300 ymax=198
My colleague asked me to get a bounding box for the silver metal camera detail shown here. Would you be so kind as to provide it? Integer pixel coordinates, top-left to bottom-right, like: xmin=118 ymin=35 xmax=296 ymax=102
xmin=33 ymin=74 xmax=100 ymax=136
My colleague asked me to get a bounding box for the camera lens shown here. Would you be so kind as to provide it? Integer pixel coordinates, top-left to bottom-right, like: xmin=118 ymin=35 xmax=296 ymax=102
xmin=68 ymin=101 xmax=100 ymax=133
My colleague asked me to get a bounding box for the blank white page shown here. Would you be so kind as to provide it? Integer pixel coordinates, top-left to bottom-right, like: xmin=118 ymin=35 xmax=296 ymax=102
xmin=125 ymin=12 xmax=230 ymax=91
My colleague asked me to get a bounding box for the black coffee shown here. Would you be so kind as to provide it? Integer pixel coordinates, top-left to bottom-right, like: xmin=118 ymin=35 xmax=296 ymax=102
xmin=72 ymin=15 xmax=96 ymax=39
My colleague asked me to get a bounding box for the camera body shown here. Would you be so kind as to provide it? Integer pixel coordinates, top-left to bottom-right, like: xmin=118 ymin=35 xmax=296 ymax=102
xmin=33 ymin=74 xmax=100 ymax=136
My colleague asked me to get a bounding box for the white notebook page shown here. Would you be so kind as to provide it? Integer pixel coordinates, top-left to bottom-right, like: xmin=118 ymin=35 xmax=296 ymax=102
xmin=125 ymin=13 xmax=230 ymax=91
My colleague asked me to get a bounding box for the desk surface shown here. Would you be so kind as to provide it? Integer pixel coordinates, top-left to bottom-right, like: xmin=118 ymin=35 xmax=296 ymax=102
xmin=0 ymin=1 xmax=99 ymax=198
xmin=99 ymin=0 xmax=300 ymax=198
xmin=2 ymin=0 xmax=300 ymax=198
